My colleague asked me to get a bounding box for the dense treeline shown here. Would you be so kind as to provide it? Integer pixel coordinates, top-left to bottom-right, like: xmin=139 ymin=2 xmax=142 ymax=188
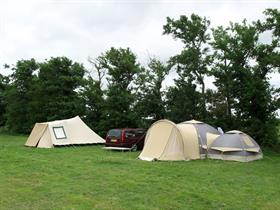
xmin=0 ymin=9 xmax=279 ymax=147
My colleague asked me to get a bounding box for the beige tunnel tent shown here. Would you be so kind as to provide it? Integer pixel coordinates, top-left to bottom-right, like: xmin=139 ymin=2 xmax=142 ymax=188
xmin=139 ymin=119 xmax=220 ymax=161
xmin=208 ymin=130 xmax=263 ymax=162
xmin=25 ymin=116 xmax=105 ymax=148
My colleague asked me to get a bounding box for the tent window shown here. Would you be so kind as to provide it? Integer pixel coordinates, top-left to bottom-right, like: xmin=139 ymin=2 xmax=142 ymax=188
xmin=52 ymin=126 xmax=67 ymax=139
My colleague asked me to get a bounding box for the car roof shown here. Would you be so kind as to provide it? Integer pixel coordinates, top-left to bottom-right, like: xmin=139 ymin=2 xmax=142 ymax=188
xmin=109 ymin=128 xmax=146 ymax=131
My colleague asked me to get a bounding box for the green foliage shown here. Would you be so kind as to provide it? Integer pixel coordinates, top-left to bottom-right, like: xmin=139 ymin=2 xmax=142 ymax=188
xmin=163 ymin=14 xmax=210 ymax=46
xmin=34 ymin=57 xmax=86 ymax=122
xmin=100 ymin=47 xmax=140 ymax=90
xmin=262 ymin=8 xmax=280 ymax=37
xmin=102 ymin=86 xmax=137 ymax=130
xmin=204 ymin=89 xmax=233 ymax=130
xmin=0 ymin=73 xmax=9 ymax=126
xmin=166 ymin=77 xmax=201 ymax=123
xmin=162 ymin=11 xmax=280 ymax=146
xmin=135 ymin=58 xmax=170 ymax=127
xmin=4 ymin=57 xmax=86 ymax=134
xmin=81 ymin=57 xmax=106 ymax=136
xmin=5 ymin=59 xmax=38 ymax=133
xmin=97 ymin=47 xmax=141 ymax=133
xmin=82 ymin=76 xmax=105 ymax=135
xmin=163 ymin=14 xmax=211 ymax=119
xmin=210 ymin=17 xmax=280 ymax=146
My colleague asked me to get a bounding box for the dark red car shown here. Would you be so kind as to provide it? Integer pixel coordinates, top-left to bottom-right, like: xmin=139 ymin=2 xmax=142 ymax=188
xmin=105 ymin=128 xmax=146 ymax=151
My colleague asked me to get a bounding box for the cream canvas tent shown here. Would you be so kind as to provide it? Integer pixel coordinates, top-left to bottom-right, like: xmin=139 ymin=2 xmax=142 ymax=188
xmin=25 ymin=116 xmax=105 ymax=148
xmin=208 ymin=130 xmax=263 ymax=162
xmin=138 ymin=119 xmax=220 ymax=161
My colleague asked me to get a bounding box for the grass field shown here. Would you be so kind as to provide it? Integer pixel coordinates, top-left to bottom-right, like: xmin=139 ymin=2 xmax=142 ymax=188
xmin=0 ymin=135 xmax=280 ymax=210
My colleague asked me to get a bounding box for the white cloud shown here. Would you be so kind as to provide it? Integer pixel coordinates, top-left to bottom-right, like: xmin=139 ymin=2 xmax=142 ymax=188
xmin=0 ymin=0 xmax=279 ymax=89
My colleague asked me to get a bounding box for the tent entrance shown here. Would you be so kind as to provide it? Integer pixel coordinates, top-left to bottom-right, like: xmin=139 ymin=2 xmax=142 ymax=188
xmin=25 ymin=123 xmax=48 ymax=147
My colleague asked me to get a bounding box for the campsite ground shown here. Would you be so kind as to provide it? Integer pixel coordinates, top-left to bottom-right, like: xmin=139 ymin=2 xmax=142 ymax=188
xmin=0 ymin=134 xmax=279 ymax=210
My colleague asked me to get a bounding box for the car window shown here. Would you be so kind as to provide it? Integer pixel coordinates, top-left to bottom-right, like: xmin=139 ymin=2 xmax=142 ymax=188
xmin=125 ymin=131 xmax=136 ymax=138
xmin=134 ymin=130 xmax=146 ymax=137
xmin=125 ymin=130 xmax=145 ymax=138
xmin=108 ymin=129 xmax=121 ymax=138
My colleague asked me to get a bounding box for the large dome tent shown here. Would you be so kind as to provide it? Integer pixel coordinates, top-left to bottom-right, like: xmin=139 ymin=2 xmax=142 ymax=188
xmin=139 ymin=119 xmax=220 ymax=161
xmin=208 ymin=130 xmax=263 ymax=162
xmin=139 ymin=120 xmax=185 ymax=161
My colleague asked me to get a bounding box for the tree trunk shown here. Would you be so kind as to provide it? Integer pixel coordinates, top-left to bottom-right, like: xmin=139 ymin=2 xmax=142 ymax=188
xmin=201 ymin=79 xmax=207 ymax=119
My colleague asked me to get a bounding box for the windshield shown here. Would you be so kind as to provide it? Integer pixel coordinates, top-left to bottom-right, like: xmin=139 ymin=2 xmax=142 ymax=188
xmin=107 ymin=129 xmax=121 ymax=138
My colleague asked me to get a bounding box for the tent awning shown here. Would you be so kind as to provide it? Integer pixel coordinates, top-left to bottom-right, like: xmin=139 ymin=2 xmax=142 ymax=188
xmin=211 ymin=147 xmax=243 ymax=152
xmin=246 ymin=147 xmax=260 ymax=152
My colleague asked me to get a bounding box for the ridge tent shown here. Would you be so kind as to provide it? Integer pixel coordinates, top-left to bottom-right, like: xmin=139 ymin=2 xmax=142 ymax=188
xmin=25 ymin=116 xmax=105 ymax=148
xmin=208 ymin=130 xmax=263 ymax=162
xmin=138 ymin=119 xmax=220 ymax=161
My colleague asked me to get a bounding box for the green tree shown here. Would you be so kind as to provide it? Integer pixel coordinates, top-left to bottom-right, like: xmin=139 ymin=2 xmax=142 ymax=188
xmin=165 ymin=75 xmax=201 ymax=123
xmin=211 ymin=15 xmax=280 ymax=146
xmin=210 ymin=23 xmax=253 ymax=128
xmin=35 ymin=57 xmax=86 ymax=122
xmin=5 ymin=59 xmax=38 ymax=133
xmin=98 ymin=47 xmax=141 ymax=132
xmin=135 ymin=58 xmax=170 ymax=127
xmin=0 ymin=72 xmax=9 ymax=127
xmin=163 ymin=14 xmax=211 ymax=119
xmin=204 ymin=89 xmax=230 ymax=129
xmin=82 ymin=57 xmax=106 ymax=135
xmin=262 ymin=8 xmax=280 ymax=38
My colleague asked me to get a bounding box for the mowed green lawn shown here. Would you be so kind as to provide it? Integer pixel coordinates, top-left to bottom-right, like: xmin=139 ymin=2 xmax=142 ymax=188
xmin=0 ymin=135 xmax=279 ymax=210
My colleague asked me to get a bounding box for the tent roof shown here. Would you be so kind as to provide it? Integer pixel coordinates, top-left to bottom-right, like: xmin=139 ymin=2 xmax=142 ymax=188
xmin=210 ymin=132 xmax=260 ymax=151
xmin=226 ymin=130 xmax=244 ymax=134
xmin=180 ymin=119 xmax=203 ymax=124
xmin=153 ymin=119 xmax=177 ymax=127
xmin=39 ymin=116 xmax=81 ymax=125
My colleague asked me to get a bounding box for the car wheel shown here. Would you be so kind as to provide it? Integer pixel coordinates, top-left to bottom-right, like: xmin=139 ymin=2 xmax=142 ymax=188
xmin=131 ymin=144 xmax=137 ymax=152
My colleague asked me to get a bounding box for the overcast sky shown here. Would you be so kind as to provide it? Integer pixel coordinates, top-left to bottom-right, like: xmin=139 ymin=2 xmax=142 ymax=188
xmin=0 ymin=0 xmax=279 ymax=89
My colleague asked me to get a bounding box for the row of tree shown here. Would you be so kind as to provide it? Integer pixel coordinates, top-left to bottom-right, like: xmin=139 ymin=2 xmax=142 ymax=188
xmin=0 ymin=9 xmax=279 ymax=147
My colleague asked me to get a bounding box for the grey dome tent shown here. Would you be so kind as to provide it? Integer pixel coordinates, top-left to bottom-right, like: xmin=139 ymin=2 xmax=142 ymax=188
xmin=208 ymin=130 xmax=263 ymax=162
